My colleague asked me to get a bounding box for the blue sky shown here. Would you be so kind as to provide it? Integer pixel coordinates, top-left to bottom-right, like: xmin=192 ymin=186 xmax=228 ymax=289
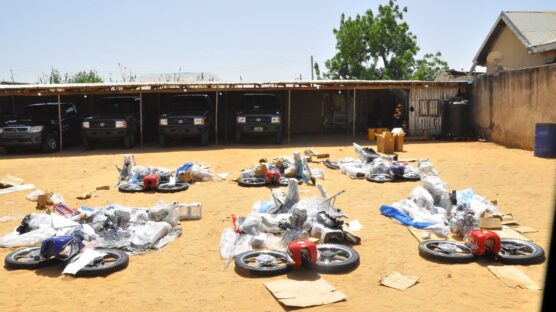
xmin=0 ymin=0 xmax=554 ymax=82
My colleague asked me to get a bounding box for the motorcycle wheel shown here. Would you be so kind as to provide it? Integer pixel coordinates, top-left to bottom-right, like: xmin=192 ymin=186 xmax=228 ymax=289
xmin=238 ymin=177 xmax=266 ymax=187
xmin=402 ymin=172 xmax=421 ymax=181
xmin=74 ymin=249 xmax=129 ymax=277
xmin=234 ymin=250 xmax=289 ymax=276
xmin=5 ymin=247 xmax=58 ymax=269
xmin=497 ymin=239 xmax=545 ymax=265
xmin=156 ymin=182 xmax=190 ymax=193
xmin=118 ymin=183 xmax=144 ymax=193
xmin=366 ymin=173 xmax=394 ymax=183
xmin=312 ymin=244 xmax=360 ymax=274
xmin=418 ymin=240 xmax=476 ymax=263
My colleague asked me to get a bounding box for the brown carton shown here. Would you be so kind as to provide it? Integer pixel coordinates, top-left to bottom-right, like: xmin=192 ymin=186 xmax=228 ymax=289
xmin=479 ymin=211 xmax=503 ymax=229
xmin=376 ymin=132 xmax=395 ymax=154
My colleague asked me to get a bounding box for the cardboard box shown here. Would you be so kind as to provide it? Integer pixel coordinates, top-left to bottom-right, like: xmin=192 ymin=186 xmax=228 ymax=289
xmin=376 ymin=132 xmax=395 ymax=154
xmin=394 ymin=133 xmax=405 ymax=151
xmin=479 ymin=212 xmax=503 ymax=229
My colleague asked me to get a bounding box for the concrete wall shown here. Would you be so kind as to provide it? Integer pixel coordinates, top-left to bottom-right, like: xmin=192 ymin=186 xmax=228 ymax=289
xmin=486 ymin=27 xmax=556 ymax=73
xmin=471 ymin=63 xmax=556 ymax=150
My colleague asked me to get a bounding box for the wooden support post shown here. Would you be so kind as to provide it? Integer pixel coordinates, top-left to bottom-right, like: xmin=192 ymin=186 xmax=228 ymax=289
xmin=57 ymin=95 xmax=63 ymax=152
xmin=140 ymin=93 xmax=144 ymax=147
xmin=288 ymin=90 xmax=291 ymax=143
xmin=215 ymin=91 xmax=219 ymax=145
xmin=353 ymin=89 xmax=356 ymax=139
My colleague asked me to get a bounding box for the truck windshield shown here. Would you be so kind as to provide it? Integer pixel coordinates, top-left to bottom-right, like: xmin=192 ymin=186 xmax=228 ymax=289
xmin=241 ymin=96 xmax=278 ymax=112
xmin=98 ymin=98 xmax=137 ymax=114
xmin=21 ymin=105 xmax=58 ymax=118
xmin=167 ymin=96 xmax=209 ymax=112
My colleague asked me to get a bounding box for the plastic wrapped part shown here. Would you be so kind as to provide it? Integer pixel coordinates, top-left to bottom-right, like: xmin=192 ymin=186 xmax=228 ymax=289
xmin=190 ymin=163 xmax=214 ymax=182
xmin=177 ymin=202 xmax=202 ymax=220
xmin=259 ymin=213 xmax=292 ymax=234
xmin=25 ymin=189 xmax=44 ymax=202
xmin=153 ymin=227 xmax=182 ymax=249
xmin=50 ymin=193 xmax=64 ymax=205
xmin=63 ymin=248 xmax=107 ymax=275
xmin=409 ymin=187 xmax=435 ymax=211
xmin=469 ymin=195 xmax=499 ymax=218
xmin=370 ymin=158 xmax=392 ymax=175
xmin=130 ymin=221 xmax=171 ymax=249
xmin=421 ymin=176 xmax=448 ymax=203
xmin=456 ymin=188 xmax=475 ymax=205
xmin=128 ymin=165 xmax=149 ymax=184
xmin=417 ymin=159 xmax=439 ymax=177
xmin=253 ymin=200 xmax=275 ymax=213
xmin=220 ymin=228 xmax=239 ymax=260
xmin=28 ymin=214 xmax=52 ymax=230
xmin=147 ymin=202 xmax=179 ymax=227
xmin=283 ymin=179 xmax=300 ymax=211
xmin=0 ymin=227 xmax=56 ymax=247
xmin=311 ymin=168 xmax=325 ymax=180
xmin=240 ymin=169 xmax=256 ymax=179
xmin=424 ymin=223 xmax=450 ymax=238
xmin=317 ymin=184 xmax=329 ymax=199
xmin=239 ymin=214 xmax=262 ymax=235
xmin=341 ymin=163 xmax=366 ymax=179
xmin=51 ymin=214 xmax=79 ymax=229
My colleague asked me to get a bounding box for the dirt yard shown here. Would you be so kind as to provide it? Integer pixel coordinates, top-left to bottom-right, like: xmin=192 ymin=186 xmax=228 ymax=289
xmin=0 ymin=136 xmax=554 ymax=312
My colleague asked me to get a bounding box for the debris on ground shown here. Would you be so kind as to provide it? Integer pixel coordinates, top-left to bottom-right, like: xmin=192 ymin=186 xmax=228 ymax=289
xmin=264 ymin=278 xmax=346 ymax=308
xmin=0 ymin=174 xmax=24 ymax=187
xmin=380 ymin=271 xmax=419 ymax=291
xmin=487 ymin=265 xmax=541 ymax=290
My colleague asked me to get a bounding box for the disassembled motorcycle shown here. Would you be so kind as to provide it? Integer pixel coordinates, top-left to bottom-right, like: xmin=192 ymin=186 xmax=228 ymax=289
xmin=238 ymin=170 xmax=301 ymax=187
xmin=234 ymin=239 xmax=360 ymax=276
xmin=418 ymin=229 xmax=545 ymax=264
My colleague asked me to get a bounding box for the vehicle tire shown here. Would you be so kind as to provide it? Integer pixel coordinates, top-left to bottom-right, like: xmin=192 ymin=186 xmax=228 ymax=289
xmin=366 ymin=173 xmax=394 ymax=183
xmin=73 ymin=249 xmax=129 ymax=277
xmin=118 ymin=183 xmax=144 ymax=193
xmin=234 ymin=250 xmax=289 ymax=276
xmin=238 ymin=177 xmax=266 ymax=187
xmin=159 ymin=134 xmax=167 ymax=147
xmin=200 ymin=131 xmax=209 ymax=146
xmin=497 ymin=239 xmax=545 ymax=265
xmin=312 ymin=244 xmax=360 ymax=274
xmin=235 ymin=131 xmax=241 ymax=143
xmin=402 ymin=172 xmax=421 ymax=181
xmin=5 ymin=247 xmax=58 ymax=269
xmin=83 ymin=137 xmax=94 ymax=150
xmin=418 ymin=240 xmax=476 ymax=263
xmin=41 ymin=132 xmax=58 ymax=153
xmin=275 ymin=132 xmax=282 ymax=145
xmin=156 ymin=182 xmax=190 ymax=193
xmin=123 ymin=134 xmax=134 ymax=148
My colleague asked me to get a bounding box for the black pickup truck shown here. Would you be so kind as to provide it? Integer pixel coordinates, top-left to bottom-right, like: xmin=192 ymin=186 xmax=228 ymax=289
xmin=81 ymin=96 xmax=140 ymax=149
xmin=0 ymin=102 xmax=81 ymax=153
xmin=159 ymin=94 xmax=211 ymax=146
xmin=235 ymin=93 xmax=282 ymax=144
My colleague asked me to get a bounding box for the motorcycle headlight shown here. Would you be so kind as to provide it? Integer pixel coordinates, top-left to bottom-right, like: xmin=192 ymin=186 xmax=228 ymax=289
xmin=237 ymin=116 xmax=246 ymax=123
xmin=271 ymin=116 xmax=281 ymax=124
xmin=59 ymin=243 xmax=74 ymax=258
xmin=159 ymin=118 xmax=168 ymax=126
xmin=82 ymin=121 xmax=90 ymax=128
xmin=30 ymin=126 xmax=43 ymax=133
xmin=194 ymin=117 xmax=205 ymax=125
xmin=115 ymin=120 xmax=127 ymax=128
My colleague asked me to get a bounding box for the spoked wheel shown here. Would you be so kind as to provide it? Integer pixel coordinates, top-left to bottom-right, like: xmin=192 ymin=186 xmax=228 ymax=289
xmin=5 ymin=247 xmax=58 ymax=269
xmin=118 ymin=183 xmax=144 ymax=193
xmin=156 ymin=182 xmax=190 ymax=193
xmin=418 ymin=240 xmax=476 ymax=263
xmin=234 ymin=250 xmax=289 ymax=276
xmin=497 ymin=239 xmax=545 ymax=265
xmin=238 ymin=177 xmax=266 ymax=187
xmin=74 ymin=249 xmax=129 ymax=277
xmin=402 ymin=172 xmax=421 ymax=181
xmin=366 ymin=173 xmax=394 ymax=183
xmin=313 ymin=244 xmax=360 ymax=273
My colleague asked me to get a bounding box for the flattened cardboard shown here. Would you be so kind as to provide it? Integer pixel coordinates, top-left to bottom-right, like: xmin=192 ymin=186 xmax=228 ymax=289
xmin=408 ymin=227 xmax=447 ymax=243
xmin=487 ymin=265 xmax=541 ymax=290
xmin=0 ymin=175 xmax=23 ymax=187
xmin=511 ymin=226 xmax=539 ymax=234
xmin=264 ymin=278 xmax=346 ymax=308
xmin=380 ymin=271 xmax=419 ymax=290
xmin=479 ymin=212 xmax=502 ymax=229
xmin=493 ymin=227 xmax=531 ymax=241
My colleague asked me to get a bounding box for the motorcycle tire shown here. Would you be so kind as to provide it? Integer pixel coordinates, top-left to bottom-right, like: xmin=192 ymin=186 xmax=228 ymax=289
xmin=74 ymin=249 xmax=129 ymax=277
xmin=5 ymin=247 xmax=59 ymax=269
xmin=418 ymin=240 xmax=476 ymax=263
xmin=118 ymin=183 xmax=144 ymax=193
xmin=238 ymin=177 xmax=266 ymax=187
xmin=156 ymin=182 xmax=190 ymax=193
xmin=366 ymin=173 xmax=394 ymax=183
xmin=497 ymin=239 xmax=545 ymax=265
xmin=312 ymin=244 xmax=360 ymax=274
xmin=401 ymin=172 xmax=421 ymax=181
xmin=234 ymin=250 xmax=289 ymax=276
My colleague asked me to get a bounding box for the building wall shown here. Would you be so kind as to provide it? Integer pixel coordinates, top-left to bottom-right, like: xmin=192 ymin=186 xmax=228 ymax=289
xmin=486 ymin=27 xmax=556 ymax=73
xmin=409 ymin=87 xmax=461 ymax=136
xmin=471 ymin=63 xmax=556 ymax=150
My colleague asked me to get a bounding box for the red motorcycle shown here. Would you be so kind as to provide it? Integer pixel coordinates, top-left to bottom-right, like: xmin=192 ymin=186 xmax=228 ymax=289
xmin=238 ymin=169 xmax=294 ymax=187
xmin=418 ymin=229 xmax=545 ymax=264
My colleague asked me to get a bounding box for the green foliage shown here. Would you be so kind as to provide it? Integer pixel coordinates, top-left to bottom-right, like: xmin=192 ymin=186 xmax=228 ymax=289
xmin=325 ymin=0 xmax=448 ymax=81
xmin=38 ymin=68 xmax=104 ymax=84
xmin=118 ymin=63 xmax=136 ymax=82
xmin=412 ymin=52 xmax=449 ymax=81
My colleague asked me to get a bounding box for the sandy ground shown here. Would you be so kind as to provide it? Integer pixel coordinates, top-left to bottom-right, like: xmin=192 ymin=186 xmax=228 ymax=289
xmin=0 ymin=135 xmax=554 ymax=312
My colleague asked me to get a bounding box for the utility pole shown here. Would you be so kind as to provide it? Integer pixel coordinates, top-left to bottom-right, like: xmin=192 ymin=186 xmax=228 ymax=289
xmin=311 ymin=56 xmax=314 ymax=80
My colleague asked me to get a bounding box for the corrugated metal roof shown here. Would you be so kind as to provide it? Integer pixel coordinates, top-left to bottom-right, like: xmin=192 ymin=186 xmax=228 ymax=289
xmin=474 ymin=11 xmax=556 ymax=64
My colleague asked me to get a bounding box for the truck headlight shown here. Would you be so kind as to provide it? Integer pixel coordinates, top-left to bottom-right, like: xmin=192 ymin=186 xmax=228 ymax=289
xmin=271 ymin=116 xmax=281 ymax=124
xmin=82 ymin=121 xmax=90 ymax=128
xmin=194 ymin=117 xmax=205 ymax=125
xmin=0 ymin=128 xmax=3 ymax=134
xmin=159 ymin=118 xmax=168 ymax=126
xmin=237 ymin=116 xmax=246 ymax=123
xmin=30 ymin=126 xmax=44 ymax=133
xmin=115 ymin=120 xmax=127 ymax=128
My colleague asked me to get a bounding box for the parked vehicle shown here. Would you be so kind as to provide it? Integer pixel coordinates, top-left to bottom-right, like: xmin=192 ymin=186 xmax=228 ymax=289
xmin=234 ymin=239 xmax=359 ymax=276
xmin=235 ymin=93 xmax=282 ymax=144
xmin=159 ymin=94 xmax=211 ymax=146
xmin=418 ymin=229 xmax=545 ymax=264
xmin=81 ymin=96 xmax=140 ymax=149
xmin=5 ymin=234 xmax=128 ymax=277
xmin=0 ymin=102 xmax=80 ymax=153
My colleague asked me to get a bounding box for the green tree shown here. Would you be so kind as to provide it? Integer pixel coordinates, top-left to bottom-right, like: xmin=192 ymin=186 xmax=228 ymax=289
xmin=325 ymin=0 xmax=448 ymax=80
xmin=412 ymin=52 xmax=449 ymax=81
xmin=68 ymin=70 xmax=104 ymax=83
xmin=38 ymin=68 xmax=63 ymax=84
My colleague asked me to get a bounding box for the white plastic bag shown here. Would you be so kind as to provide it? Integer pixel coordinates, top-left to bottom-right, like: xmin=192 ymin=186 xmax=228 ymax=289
xmin=25 ymin=189 xmax=44 ymax=202
xmin=0 ymin=227 xmax=56 ymax=248
xmin=130 ymin=221 xmax=171 ymax=248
